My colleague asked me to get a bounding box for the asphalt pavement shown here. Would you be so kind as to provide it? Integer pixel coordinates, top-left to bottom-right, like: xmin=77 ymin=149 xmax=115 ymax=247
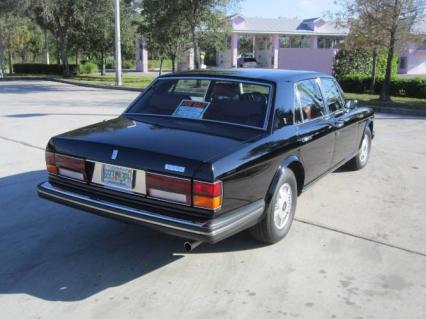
xmin=0 ymin=80 xmax=425 ymax=319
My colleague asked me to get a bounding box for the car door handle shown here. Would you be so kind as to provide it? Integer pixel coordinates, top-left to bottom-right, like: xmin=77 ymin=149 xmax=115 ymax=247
xmin=335 ymin=120 xmax=345 ymax=128
xmin=298 ymin=136 xmax=312 ymax=143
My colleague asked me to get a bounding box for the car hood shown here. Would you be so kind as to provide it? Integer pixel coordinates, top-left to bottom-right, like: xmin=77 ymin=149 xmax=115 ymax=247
xmin=48 ymin=115 xmax=265 ymax=177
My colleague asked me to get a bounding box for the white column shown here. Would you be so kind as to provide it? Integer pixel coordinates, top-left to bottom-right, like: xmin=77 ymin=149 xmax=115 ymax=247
xmin=312 ymin=36 xmax=318 ymax=49
xmin=272 ymin=34 xmax=279 ymax=69
xmin=44 ymin=30 xmax=50 ymax=65
xmin=113 ymin=0 xmax=122 ymax=86
xmin=231 ymin=33 xmax=238 ymax=67
xmin=136 ymin=36 xmax=148 ymax=73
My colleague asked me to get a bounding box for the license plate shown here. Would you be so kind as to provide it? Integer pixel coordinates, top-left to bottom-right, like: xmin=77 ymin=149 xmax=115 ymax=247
xmin=101 ymin=164 xmax=134 ymax=190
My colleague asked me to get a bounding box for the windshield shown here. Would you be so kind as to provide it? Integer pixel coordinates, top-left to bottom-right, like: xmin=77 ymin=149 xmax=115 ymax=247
xmin=126 ymin=78 xmax=272 ymax=129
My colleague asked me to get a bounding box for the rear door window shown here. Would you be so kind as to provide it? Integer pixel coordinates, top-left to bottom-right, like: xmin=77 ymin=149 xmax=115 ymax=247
xmin=296 ymin=79 xmax=326 ymax=121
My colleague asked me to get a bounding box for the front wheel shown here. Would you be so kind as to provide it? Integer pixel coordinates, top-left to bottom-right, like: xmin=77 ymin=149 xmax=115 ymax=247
xmin=347 ymin=126 xmax=372 ymax=170
xmin=250 ymin=169 xmax=297 ymax=244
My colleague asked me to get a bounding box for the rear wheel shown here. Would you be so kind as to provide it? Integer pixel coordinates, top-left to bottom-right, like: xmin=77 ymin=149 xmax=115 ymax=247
xmin=250 ymin=169 xmax=297 ymax=244
xmin=347 ymin=127 xmax=372 ymax=170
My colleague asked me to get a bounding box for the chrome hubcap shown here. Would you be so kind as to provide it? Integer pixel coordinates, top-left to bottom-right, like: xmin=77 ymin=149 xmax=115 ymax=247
xmin=359 ymin=134 xmax=369 ymax=164
xmin=274 ymin=183 xmax=292 ymax=230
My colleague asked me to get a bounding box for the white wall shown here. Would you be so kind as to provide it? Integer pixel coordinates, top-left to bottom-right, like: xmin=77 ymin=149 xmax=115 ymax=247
xmin=216 ymin=49 xmax=232 ymax=68
xmin=407 ymin=51 xmax=426 ymax=75
xmin=278 ymin=48 xmax=336 ymax=74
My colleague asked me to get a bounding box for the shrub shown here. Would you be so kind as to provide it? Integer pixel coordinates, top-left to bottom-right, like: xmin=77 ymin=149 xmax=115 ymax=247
xmin=78 ymin=62 xmax=98 ymax=74
xmin=13 ymin=63 xmax=78 ymax=75
xmin=333 ymin=48 xmax=398 ymax=80
xmin=340 ymin=75 xmax=426 ymax=99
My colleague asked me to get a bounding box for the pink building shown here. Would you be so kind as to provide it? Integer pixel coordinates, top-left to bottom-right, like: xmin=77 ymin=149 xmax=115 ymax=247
xmin=398 ymin=21 xmax=426 ymax=75
xmin=216 ymin=15 xmax=426 ymax=75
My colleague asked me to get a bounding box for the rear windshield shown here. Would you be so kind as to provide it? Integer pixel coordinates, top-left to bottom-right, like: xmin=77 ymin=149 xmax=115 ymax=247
xmin=126 ymin=78 xmax=272 ymax=129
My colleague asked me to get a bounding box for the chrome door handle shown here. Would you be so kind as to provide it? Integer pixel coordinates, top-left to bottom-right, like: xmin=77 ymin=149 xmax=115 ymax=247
xmin=298 ymin=136 xmax=312 ymax=143
xmin=335 ymin=121 xmax=345 ymax=128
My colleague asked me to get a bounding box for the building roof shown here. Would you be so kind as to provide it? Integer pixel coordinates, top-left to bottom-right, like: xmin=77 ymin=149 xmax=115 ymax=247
xmin=231 ymin=15 xmax=348 ymax=36
xmin=413 ymin=20 xmax=426 ymax=34
xmin=159 ymin=68 xmax=331 ymax=83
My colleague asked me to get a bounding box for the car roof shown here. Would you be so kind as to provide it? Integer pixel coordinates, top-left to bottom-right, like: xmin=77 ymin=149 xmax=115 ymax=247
xmin=159 ymin=68 xmax=332 ymax=83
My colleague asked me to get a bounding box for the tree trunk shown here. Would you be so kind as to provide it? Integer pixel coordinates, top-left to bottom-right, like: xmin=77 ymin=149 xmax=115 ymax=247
xmin=370 ymin=48 xmax=377 ymax=93
xmin=191 ymin=27 xmax=200 ymax=69
xmin=0 ymin=29 xmax=4 ymax=78
xmin=171 ymin=55 xmax=176 ymax=72
xmin=159 ymin=57 xmax=163 ymax=76
xmin=7 ymin=47 xmax=12 ymax=75
xmin=56 ymin=38 xmax=61 ymax=65
xmin=380 ymin=34 xmax=396 ymax=101
xmin=60 ymin=35 xmax=70 ymax=77
xmin=75 ymin=49 xmax=80 ymax=65
xmin=380 ymin=0 xmax=399 ymax=102
xmin=101 ymin=49 xmax=106 ymax=75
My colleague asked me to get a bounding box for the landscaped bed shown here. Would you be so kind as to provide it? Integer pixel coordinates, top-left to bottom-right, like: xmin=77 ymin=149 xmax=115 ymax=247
xmin=345 ymin=93 xmax=426 ymax=110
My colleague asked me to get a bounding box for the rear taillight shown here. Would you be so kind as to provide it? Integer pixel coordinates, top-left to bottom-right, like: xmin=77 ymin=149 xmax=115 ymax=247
xmin=45 ymin=151 xmax=86 ymax=181
xmin=193 ymin=180 xmax=222 ymax=210
xmin=45 ymin=151 xmax=58 ymax=175
xmin=146 ymin=172 xmax=191 ymax=205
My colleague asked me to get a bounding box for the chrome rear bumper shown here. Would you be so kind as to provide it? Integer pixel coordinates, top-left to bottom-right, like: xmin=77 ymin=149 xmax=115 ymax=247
xmin=37 ymin=181 xmax=265 ymax=243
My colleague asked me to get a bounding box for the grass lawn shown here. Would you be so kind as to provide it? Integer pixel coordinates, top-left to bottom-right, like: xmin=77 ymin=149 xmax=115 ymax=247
xmin=345 ymin=92 xmax=426 ymax=110
xmin=71 ymin=73 xmax=155 ymax=89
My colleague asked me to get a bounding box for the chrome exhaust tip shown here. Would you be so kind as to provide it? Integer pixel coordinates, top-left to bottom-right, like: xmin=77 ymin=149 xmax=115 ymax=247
xmin=184 ymin=240 xmax=202 ymax=252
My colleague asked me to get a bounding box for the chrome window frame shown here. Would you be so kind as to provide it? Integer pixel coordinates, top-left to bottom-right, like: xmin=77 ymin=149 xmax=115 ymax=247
xmin=123 ymin=76 xmax=275 ymax=131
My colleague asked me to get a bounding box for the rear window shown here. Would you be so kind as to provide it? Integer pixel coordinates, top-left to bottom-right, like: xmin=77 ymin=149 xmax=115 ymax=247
xmin=127 ymin=78 xmax=272 ymax=129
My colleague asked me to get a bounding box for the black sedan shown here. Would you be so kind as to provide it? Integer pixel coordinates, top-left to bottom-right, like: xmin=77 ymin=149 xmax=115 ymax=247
xmin=37 ymin=69 xmax=374 ymax=250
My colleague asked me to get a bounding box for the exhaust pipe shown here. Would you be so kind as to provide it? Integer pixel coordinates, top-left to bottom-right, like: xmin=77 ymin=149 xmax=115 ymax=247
xmin=184 ymin=240 xmax=202 ymax=252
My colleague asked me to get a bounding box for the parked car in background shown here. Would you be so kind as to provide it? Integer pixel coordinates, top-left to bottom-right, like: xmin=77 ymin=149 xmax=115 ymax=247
xmin=37 ymin=69 xmax=374 ymax=251
xmin=238 ymin=56 xmax=258 ymax=68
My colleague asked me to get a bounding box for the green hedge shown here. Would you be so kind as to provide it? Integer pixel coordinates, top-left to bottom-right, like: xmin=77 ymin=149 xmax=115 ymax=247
xmin=13 ymin=63 xmax=78 ymax=75
xmin=333 ymin=48 xmax=398 ymax=79
xmin=340 ymin=75 xmax=426 ymax=99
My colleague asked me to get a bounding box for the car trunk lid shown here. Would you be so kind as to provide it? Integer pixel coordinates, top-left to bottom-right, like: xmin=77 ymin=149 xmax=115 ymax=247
xmin=49 ymin=115 xmax=264 ymax=178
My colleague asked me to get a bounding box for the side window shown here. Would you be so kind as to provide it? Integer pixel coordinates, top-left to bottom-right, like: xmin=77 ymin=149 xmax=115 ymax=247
xmin=321 ymin=78 xmax=344 ymax=112
xmin=296 ymin=79 xmax=326 ymax=121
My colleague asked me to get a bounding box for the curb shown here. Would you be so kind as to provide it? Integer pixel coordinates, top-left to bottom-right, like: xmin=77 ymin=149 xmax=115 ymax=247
xmin=369 ymin=106 xmax=426 ymax=117
xmin=50 ymin=78 xmax=144 ymax=92
xmin=0 ymin=76 xmax=144 ymax=92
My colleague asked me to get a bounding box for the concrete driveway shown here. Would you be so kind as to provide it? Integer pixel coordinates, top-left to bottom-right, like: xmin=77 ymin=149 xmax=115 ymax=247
xmin=0 ymin=80 xmax=425 ymax=319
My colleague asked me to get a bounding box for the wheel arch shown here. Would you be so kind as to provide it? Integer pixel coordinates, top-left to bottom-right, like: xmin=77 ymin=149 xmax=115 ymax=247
xmin=265 ymin=155 xmax=305 ymax=207
xmin=365 ymin=117 xmax=374 ymax=139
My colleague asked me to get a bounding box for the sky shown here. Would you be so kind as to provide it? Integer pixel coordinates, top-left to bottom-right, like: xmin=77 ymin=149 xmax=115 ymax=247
xmin=238 ymin=0 xmax=341 ymax=19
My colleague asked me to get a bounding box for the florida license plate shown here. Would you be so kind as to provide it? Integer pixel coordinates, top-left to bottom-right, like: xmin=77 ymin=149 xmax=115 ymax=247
xmin=101 ymin=164 xmax=134 ymax=190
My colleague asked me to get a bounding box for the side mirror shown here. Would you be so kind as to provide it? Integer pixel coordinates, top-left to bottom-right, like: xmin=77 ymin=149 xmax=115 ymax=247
xmin=345 ymin=99 xmax=358 ymax=109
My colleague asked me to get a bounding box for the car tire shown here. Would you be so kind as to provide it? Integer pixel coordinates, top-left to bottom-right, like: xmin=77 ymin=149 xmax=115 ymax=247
xmin=250 ymin=169 xmax=298 ymax=244
xmin=347 ymin=126 xmax=372 ymax=170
